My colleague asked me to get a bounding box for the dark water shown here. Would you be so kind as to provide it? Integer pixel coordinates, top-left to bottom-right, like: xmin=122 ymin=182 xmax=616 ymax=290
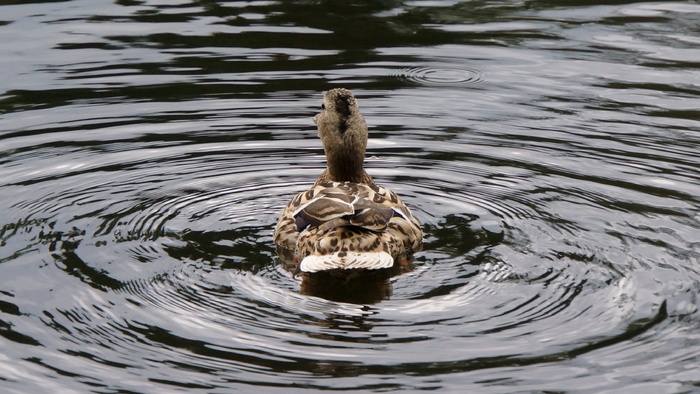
xmin=1 ymin=0 xmax=699 ymax=391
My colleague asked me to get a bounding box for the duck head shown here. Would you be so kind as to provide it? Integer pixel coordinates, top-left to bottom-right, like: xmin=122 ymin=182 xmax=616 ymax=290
xmin=313 ymin=88 xmax=369 ymax=183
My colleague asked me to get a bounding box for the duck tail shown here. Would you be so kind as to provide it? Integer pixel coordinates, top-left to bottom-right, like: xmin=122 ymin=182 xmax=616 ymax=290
xmin=300 ymin=251 xmax=394 ymax=273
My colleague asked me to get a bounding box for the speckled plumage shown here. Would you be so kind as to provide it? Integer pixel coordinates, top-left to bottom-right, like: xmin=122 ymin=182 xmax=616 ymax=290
xmin=273 ymin=88 xmax=422 ymax=273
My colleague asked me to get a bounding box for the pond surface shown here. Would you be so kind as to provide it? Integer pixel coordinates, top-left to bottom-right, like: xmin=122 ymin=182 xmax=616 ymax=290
xmin=1 ymin=0 xmax=699 ymax=392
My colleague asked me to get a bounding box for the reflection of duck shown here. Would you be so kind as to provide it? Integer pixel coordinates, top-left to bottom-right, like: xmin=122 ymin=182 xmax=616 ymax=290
xmin=274 ymin=88 xmax=422 ymax=280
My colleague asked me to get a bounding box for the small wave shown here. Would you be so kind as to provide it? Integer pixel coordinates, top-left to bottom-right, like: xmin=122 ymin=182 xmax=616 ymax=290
xmin=393 ymin=66 xmax=485 ymax=86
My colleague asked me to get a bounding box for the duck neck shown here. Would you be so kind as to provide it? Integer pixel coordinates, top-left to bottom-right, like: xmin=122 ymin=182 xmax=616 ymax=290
xmin=326 ymin=149 xmax=368 ymax=183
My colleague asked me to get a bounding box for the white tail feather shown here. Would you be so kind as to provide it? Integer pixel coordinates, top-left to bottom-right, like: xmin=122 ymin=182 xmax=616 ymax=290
xmin=300 ymin=251 xmax=394 ymax=273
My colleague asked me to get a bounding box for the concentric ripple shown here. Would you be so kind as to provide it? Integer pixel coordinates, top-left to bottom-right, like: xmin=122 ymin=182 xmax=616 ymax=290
xmin=392 ymin=66 xmax=485 ymax=86
xmin=1 ymin=0 xmax=700 ymax=391
xmin=1 ymin=104 xmax=694 ymax=391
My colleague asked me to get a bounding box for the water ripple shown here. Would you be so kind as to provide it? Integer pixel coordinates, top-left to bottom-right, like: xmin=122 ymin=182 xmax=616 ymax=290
xmin=1 ymin=0 xmax=699 ymax=391
xmin=392 ymin=66 xmax=485 ymax=86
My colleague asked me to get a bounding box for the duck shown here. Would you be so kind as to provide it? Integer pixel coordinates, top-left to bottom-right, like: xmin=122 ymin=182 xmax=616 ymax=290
xmin=273 ymin=88 xmax=422 ymax=275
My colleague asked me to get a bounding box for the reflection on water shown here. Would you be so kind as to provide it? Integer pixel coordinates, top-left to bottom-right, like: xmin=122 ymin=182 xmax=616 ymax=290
xmin=300 ymin=270 xmax=396 ymax=304
xmin=1 ymin=0 xmax=700 ymax=392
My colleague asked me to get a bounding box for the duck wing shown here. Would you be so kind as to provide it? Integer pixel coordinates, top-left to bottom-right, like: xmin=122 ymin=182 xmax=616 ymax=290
xmin=293 ymin=185 xmax=395 ymax=233
xmin=274 ymin=181 xmax=421 ymax=273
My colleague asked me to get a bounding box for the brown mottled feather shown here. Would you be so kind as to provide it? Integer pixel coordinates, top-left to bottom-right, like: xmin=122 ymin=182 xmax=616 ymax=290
xmin=273 ymin=88 xmax=422 ymax=273
xmin=274 ymin=181 xmax=422 ymax=272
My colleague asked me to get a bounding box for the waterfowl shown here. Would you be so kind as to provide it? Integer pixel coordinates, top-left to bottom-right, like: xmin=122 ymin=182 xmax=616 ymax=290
xmin=273 ymin=88 xmax=422 ymax=274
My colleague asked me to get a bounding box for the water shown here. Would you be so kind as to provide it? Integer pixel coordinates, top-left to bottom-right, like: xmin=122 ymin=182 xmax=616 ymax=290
xmin=1 ymin=0 xmax=699 ymax=391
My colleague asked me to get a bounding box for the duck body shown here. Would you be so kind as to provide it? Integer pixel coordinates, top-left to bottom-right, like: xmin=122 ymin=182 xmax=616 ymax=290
xmin=275 ymin=180 xmax=422 ymax=273
xmin=273 ymin=88 xmax=422 ymax=274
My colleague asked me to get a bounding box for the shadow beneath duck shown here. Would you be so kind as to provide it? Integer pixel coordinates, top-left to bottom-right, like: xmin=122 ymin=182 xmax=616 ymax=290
xmin=277 ymin=245 xmax=414 ymax=304
xmin=299 ymin=259 xmax=413 ymax=304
